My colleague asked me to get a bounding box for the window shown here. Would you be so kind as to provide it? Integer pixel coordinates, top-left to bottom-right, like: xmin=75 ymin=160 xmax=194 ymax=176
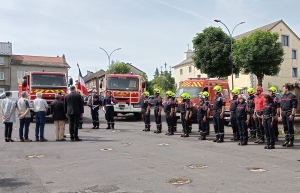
xmin=281 ymin=35 xmax=289 ymax=46
xmin=17 ymin=71 xmax=25 ymax=82
xmin=107 ymin=77 xmax=139 ymax=91
xmin=32 ymin=74 xmax=67 ymax=86
xmin=235 ymin=73 xmax=239 ymax=78
xmin=0 ymin=57 xmax=3 ymax=65
xmin=292 ymin=67 xmax=298 ymax=78
xmin=189 ymin=66 xmax=192 ymax=73
xmin=0 ymin=88 xmax=4 ymax=94
xmin=292 ymin=49 xmax=297 ymax=59
xmin=0 ymin=72 xmax=4 ymax=80
xmin=197 ymin=74 xmax=201 ymax=78
xmin=180 ymin=69 xmax=183 ymax=75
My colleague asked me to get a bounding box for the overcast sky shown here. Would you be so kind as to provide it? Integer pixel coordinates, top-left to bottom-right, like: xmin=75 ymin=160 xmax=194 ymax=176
xmin=1 ymin=0 xmax=300 ymax=81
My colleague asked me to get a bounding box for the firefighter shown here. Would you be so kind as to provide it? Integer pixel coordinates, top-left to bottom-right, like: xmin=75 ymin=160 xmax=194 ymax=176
xmin=268 ymin=86 xmax=280 ymax=141
xmin=88 ymin=89 xmax=101 ymax=129
xmin=254 ymin=86 xmax=265 ymax=144
xmin=263 ymin=95 xmax=276 ymax=149
xmin=281 ymin=84 xmax=298 ymax=147
xmin=186 ymin=94 xmax=193 ymax=133
xmin=164 ymin=91 xmax=174 ymax=135
xmin=212 ymin=85 xmax=226 ymax=143
xmin=203 ymin=91 xmax=211 ymax=136
xmin=230 ymin=88 xmax=240 ymax=141
xmin=246 ymin=88 xmax=256 ymax=139
xmin=104 ymin=91 xmax=115 ymax=129
xmin=171 ymin=92 xmax=178 ymax=132
xmin=197 ymin=94 xmax=208 ymax=140
xmin=179 ymin=92 xmax=191 ymax=137
xmin=236 ymin=95 xmax=250 ymax=146
xmin=153 ymin=88 xmax=163 ymax=134
xmin=142 ymin=91 xmax=151 ymax=131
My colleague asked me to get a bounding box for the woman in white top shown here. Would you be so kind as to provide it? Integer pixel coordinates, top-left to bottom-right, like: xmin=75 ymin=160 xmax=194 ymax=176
xmin=1 ymin=92 xmax=16 ymax=142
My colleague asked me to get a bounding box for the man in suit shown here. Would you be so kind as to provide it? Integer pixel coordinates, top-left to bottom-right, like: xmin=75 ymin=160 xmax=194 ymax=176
xmin=64 ymin=86 xmax=84 ymax=141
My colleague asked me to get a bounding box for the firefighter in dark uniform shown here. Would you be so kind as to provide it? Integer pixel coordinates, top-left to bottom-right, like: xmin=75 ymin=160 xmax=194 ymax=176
xmin=197 ymin=94 xmax=208 ymax=140
xmin=142 ymin=91 xmax=151 ymax=131
xmin=164 ymin=91 xmax=175 ymax=135
xmin=186 ymin=94 xmax=193 ymax=133
xmin=104 ymin=91 xmax=115 ymax=129
xmin=203 ymin=91 xmax=211 ymax=136
xmin=171 ymin=92 xmax=178 ymax=132
xmin=236 ymin=95 xmax=250 ymax=146
xmin=88 ymin=89 xmax=101 ymax=129
xmin=179 ymin=92 xmax=191 ymax=137
xmin=268 ymin=86 xmax=280 ymax=141
xmin=263 ymin=95 xmax=277 ymax=149
xmin=212 ymin=85 xmax=226 ymax=143
xmin=153 ymin=88 xmax=163 ymax=134
xmin=281 ymin=84 xmax=298 ymax=147
xmin=230 ymin=88 xmax=240 ymax=141
xmin=246 ymin=88 xmax=256 ymax=138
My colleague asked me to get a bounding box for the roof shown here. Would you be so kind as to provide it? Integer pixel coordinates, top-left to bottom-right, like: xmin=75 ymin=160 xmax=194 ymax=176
xmin=126 ymin=63 xmax=145 ymax=74
xmin=233 ymin=20 xmax=300 ymax=40
xmin=11 ymin=54 xmax=70 ymax=68
xmin=173 ymin=56 xmax=194 ymax=68
xmin=84 ymin=69 xmax=106 ymax=82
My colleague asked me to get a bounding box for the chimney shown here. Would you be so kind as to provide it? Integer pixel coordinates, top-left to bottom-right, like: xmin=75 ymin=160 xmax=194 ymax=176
xmin=62 ymin=54 xmax=66 ymax=63
xmin=184 ymin=44 xmax=194 ymax=60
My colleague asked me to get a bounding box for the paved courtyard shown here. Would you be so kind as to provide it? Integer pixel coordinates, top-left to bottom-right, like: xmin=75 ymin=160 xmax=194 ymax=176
xmin=0 ymin=106 xmax=299 ymax=193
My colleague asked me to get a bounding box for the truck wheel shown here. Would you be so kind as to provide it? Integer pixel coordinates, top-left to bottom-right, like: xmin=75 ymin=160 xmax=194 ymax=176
xmin=135 ymin=113 xmax=142 ymax=120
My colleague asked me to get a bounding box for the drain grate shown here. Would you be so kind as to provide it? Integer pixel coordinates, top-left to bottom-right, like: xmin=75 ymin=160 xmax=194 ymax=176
xmin=27 ymin=154 xmax=44 ymax=158
xmin=247 ymin=168 xmax=267 ymax=172
xmin=100 ymin=148 xmax=113 ymax=151
xmin=188 ymin=164 xmax=207 ymax=169
xmin=158 ymin=143 xmax=169 ymax=146
xmin=167 ymin=178 xmax=193 ymax=185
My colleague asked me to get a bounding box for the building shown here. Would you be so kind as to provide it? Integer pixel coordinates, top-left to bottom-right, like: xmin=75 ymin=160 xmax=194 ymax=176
xmin=173 ymin=20 xmax=300 ymax=91
xmin=0 ymin=42 xmax=12 ymax=93
xmin=126 ymin=63 xmax=145 ymax=75
xmin=83 ymin=69 xmax=106 ymax=95
xmin=10 ymin=54 xmax=70 ymax=90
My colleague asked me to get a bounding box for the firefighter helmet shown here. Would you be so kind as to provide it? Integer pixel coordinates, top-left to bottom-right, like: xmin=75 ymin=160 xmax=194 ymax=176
xmin=247 ymin=87 xmax=255 ymax=95
xmin=268 ymin=86 xmax=277 ymax=93
xmin=153 ymin=88 xmax=160 ymax=94
xmin=144 ymin=91 xmax=150 ymax=97
xmin=231 ymin=88 xmax=240 ymax=95
xmin=213 ymin=85 xmax=222 ymax=92
xmin=203 ymin=91 xmax=209 ymax=98
xmin=166 ymin=91 xmax=172 ymax=96
xmin=181 ymin=92 xmax=189 ymax=99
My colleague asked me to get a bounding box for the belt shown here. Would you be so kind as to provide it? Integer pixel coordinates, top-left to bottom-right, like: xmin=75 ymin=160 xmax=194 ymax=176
xmin=213 ymin=109 xmax=222 ymax=113
xmin=264 ymin=114 xmax=273 ymax=119
xmin=282 ymin=110 xmax=292 ymax=113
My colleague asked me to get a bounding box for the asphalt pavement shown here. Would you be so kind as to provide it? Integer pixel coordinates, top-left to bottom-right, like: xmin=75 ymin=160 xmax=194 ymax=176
xmin=0 ymin=106 xmax=299 ymax=193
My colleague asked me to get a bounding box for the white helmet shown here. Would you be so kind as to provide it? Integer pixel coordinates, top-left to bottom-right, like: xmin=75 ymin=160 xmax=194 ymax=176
xmin=92 ymin=89 xmax=97 ymax=93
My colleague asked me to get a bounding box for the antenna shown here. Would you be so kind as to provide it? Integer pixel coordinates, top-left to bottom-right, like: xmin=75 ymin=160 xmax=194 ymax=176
xmin=164 ymin=62 xmax=167 ymax=71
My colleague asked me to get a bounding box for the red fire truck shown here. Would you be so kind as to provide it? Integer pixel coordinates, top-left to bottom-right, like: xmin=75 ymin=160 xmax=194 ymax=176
xmin=100 ymin=73 xmax=146 ymax=120
xmin=18 ymin=71 xmax=72 ymax=121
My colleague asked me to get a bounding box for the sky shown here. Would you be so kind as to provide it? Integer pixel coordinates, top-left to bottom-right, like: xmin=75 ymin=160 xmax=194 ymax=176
xmin=1 ymin=0 xmax=300 ymax=81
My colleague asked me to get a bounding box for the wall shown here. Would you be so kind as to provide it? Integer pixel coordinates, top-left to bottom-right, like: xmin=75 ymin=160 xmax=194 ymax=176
xmin=0 ymin=55 xmax=11 ymax=91
xmin=10 ymin=65 xmax=69 ymax=90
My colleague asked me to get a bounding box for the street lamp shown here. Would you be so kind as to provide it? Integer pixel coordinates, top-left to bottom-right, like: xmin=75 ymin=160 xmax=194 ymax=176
xmin=214 ymin=20 xmax=245 ymax=89
xmin=99 ymin=47 xmax=121 ymax=68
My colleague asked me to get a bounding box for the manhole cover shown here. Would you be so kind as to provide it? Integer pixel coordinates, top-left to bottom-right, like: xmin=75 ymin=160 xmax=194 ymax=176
xmin=100 ymin=148 xmax=113 ymax=151
xmin=27 ymin=154 xmax=44 ymax=158
xmin=188 ymin=164 xmax=207 ymax=169
xmin=167 ymin=178 xmax=193 ymax=185
xmin=247 ymin=168 xmax=267 ymax=172
xmin=158 ymin=143 xmax=169 ymax=146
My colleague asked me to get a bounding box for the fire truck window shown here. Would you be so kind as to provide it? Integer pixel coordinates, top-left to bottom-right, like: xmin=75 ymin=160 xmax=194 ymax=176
xmin=32 ymin=74 xmax=67 ymax=86
xmin=175 ymin=87 xmax=201 ymax=98
xmin=107 ymin=78 xmax=139 ymax=90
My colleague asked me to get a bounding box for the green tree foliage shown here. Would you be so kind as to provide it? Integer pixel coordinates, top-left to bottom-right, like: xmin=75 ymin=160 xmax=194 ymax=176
xmin=232 ymin=30 xmax=284 ymax=86
xmin=192 ymin=26 xmax=237 ymax=78
xmin=151 ymin=71 xmax=175 ymax=96
xmin=107 ymin=60 xmax=131 ymax=74
xmin=140 ymin=72 xmax=153 ymax=95
xmin=154 ymin=68 xmax=160 ymax=78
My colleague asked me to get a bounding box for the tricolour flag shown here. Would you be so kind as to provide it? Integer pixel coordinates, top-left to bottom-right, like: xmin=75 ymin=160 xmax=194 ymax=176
xmin=77 ymin=64 xmax=88 ymax=96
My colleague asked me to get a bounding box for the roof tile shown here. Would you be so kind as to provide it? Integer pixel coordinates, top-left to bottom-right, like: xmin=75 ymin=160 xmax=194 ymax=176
xmin=11 ymin=54 xmax=70 ymax=68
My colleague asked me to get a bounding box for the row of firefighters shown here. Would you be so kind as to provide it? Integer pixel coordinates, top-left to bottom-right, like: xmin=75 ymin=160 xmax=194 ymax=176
xmin=140 ymin=85 xmax=297 ymax=149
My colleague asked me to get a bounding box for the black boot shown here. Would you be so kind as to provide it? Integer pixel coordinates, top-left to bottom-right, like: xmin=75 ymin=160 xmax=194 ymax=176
xmin=287 ymin=141 xmax=294 ymax=147
xmin=106 ymin=124 xmax=111 ymax=129
xmin=111 ymin=124 xmax=114 ymax=129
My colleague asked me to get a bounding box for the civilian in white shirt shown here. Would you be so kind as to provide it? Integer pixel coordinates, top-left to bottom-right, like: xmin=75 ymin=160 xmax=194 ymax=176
xmin=33 ymin=92 xmax=48 ymax=142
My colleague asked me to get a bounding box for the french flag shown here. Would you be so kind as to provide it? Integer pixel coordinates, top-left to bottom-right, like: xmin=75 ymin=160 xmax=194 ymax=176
xmin=77 ymin=64 xmax=88 ymax=96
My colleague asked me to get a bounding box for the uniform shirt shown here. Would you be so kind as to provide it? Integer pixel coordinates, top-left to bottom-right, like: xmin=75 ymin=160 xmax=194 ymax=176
xmin=15 ymin=98 xmax=31 ymax=118
xmin=205 ymin=98 xmax=210 ymax=109
xmin=263 ymin=102 xmax=276 ymax=117
xmin=212 ymin=93 xmax=225 ymax=110
xmin=142 ymin=97 xmax=150 ymax=110
xmin=246 ymin=95 xmax=255 ymax=114
xmin=153 ymin=95 xmax=162 ymax=107
xmin=178 ymin=99 xmax=191 ymax=113
xmin=280 ymin=92 xmax=298 ymax=111
xmin=103 ymin=95 xmax=115 ymax=106
xmin=254 ymin=94 xmax=264 ymax=111
xmin=164 ymin=97 xmax=174 ymax=113
xmin=197 ymin=101 xmax=208 ymax=117
xmin=236 ymin=102 xmax=249 ymax=118
xmin=171 ymin=97 xmax=178 ymax=108
xmin=92 ymin=95 xmax=102 ymax=111
xmin=229 ymin=96 xmax=238 ymax=111
xmin=33 ymin=97 xmax=48 ymax=112
xmin=271 ymin=94 xmax=280 ymax=109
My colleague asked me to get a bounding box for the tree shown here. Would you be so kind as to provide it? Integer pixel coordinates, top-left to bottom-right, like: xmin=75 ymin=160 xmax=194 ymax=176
xmin=232 ymin=30 xmax=284 ymax=86
xmin=192 ymin=26 xmax=238 ymax=78
xmin=154 ymin=68 xmax=160 ymax=78
xmin=151 ymin=71 xmax=175 ymax=96
xmin=140 ymin=72 xmax=153 ymax=95
xmin=107 ymin=60 xmax=131 ymax=74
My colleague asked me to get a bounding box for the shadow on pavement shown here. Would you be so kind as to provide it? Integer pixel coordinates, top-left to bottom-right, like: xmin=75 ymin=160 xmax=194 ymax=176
xmin=0 ymin=178 xmax=30 ymax=188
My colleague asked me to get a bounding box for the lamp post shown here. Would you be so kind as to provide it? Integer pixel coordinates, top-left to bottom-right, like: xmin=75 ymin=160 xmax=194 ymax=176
xmin=99 ymin=47 xmax=121 ymax=68
xmin=214 ymin=20 xmax=245 ymax=89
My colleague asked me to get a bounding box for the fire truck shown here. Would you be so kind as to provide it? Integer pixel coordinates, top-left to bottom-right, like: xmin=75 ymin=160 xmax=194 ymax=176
xmin=100 ymin=73 xmax=146 ymax=120
xmin=175 ymin=78 xmax=231 ymax=125
xmin=18 ymin=71 xmax=72 ymax=121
